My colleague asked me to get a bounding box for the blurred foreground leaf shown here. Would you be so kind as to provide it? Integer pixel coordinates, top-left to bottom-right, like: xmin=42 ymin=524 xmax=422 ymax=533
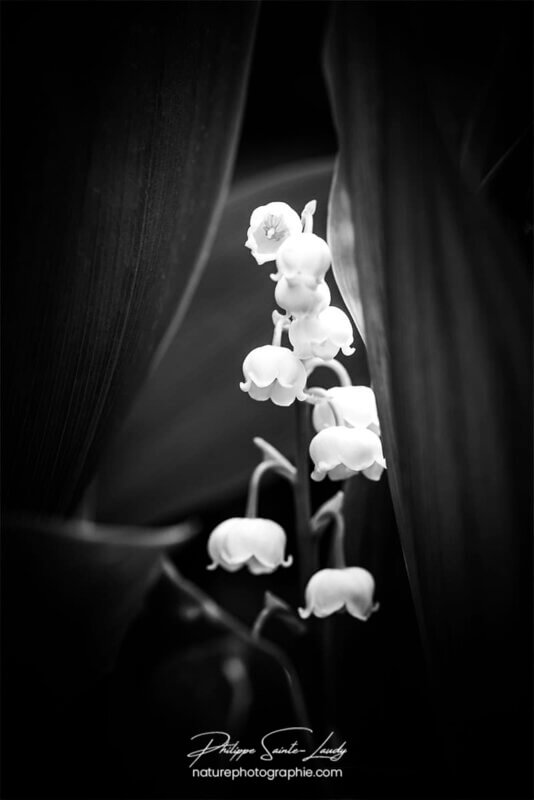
xmin=2 ymin=1 xmax=258 ymax=515
xmin=1 ymin=515 xmax=195 ymax=700
xmin=325 ymin=2 xmax=531 ymax=793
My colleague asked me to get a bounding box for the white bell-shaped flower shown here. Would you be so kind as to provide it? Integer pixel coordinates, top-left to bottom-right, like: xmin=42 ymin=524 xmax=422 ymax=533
xmin=299 ymin=567 xmax=379 ymax=620
xmin=245 ymin=202 xmax=302 ymax=265
xmin=288 ymin=306 xmax=355 ymax=360
xmin=309 ymin=425 xmax=385 ymax=482
xmin=312 ymin=386 xmax=380 ymax=432
xmin=272 ymin=232 xmax=331 ymax=282
xmin=240 ymin=345 xmax=307 ymax=406
xmin=275 ymin=275 xmax=331 ymax=317
xmin=207 ymin=518 xmax=293 ymax=575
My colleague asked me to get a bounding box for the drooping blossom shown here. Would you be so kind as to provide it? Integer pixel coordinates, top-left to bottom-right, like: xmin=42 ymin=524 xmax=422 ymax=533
xmin=275 ymin=275 xmax=331 ymax=317
xmin=309 ymin=425 xmax=385 ymax=482
xmin=272 ymin=232 xmax=331 ymax=282
xmin=207 ymin=518 xmax=293 ymax=574
xmin=240 ymin=345 xmax=307 ymax=406
xmin=288 ymin=306 xmax=355 ymax=360
xmin=312 ymin=386 xmax=380 ymax=433
xmin=299 ymin=567 xmax=379 ymax=620
xmin=245 ymin=202 xmax=302 ymax=265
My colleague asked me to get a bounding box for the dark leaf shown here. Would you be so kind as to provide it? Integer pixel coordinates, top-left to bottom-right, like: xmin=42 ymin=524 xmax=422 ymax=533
xmin=1 ymin=515 xmax=195 ymax=697
xmin=2 ymin=1 xmax=258 ymax=515
xmin=325 ymin=1 xmax=531 ymax=791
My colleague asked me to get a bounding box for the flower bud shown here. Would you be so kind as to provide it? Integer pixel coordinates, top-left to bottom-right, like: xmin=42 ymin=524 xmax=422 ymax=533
xmin=309 ymin=425 xmax=385 ymax=482
xmin=207 ymin=517 xmax=293 ymax=574
xmin=240 ymin=345 xmax=307 ymax=406
xmin=273 ymin=232 xmax=331 ymax=282
xmin=288 ymin=306 xmax=355 ymax=360
xmin=275 ymin=275 xmax=331 ymax=317
xmin=298 ymin=567 xmax=379 ymax=620
xmin=312 ymin=386 xmax=379 ymax=432
xmin=245 ymin=202 xmax=302 ymax=265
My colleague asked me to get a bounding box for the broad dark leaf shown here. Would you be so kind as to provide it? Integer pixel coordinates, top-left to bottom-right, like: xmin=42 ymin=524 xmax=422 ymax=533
xmin=325 ymin=2 xmax=531 ymax=791
xmin=95 ymin=159 xmax=371 ymax=525
xmin=1 ymin=515 xmax=194 ymax=697
xmin=2 ymin=1 xmax=258 ymax=515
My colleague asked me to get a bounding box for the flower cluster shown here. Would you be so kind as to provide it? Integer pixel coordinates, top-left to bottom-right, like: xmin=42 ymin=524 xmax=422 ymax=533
xmin=241 ymin=201 xmax=354 ymax=407
xmin=205 ymin=199 xmax=383 ymax=626
xmin=241 ymin=199 xmax=386 ymax=483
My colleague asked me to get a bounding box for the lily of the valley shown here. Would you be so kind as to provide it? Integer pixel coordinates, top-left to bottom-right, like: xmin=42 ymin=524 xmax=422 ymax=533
xmin=289 ymin=306 xmax=355 ymax=360
xmin=309 ymin=425 xmax=385 ymax=482
xmin=240 ymin=345 xmax=307 ymax=406
xmin=272 ymin=231 xmax=331 ymax=282
xmin=275 ymin=275 xmax=331 ymax=317
xmin=299 ymin=567 xmax=379 ymax=620
xmin=207 ymin=517 xmax=293 ymax=575
xmin=245 ymin=202 xmax=302 ymax=265
xmin=312 ymin=385 xmax=380 ymax=433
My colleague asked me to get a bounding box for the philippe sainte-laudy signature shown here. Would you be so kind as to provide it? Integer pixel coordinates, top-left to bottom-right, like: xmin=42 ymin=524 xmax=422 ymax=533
xmin=187 ymin=728 xmax=347 ymax=767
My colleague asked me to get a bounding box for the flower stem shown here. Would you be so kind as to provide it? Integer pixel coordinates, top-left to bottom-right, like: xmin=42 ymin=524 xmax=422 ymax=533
xmin=271 ymin=317 xmax=286 ymax=347
xmin=251 ymin=607 xmax=272 ymax=639
xmin=245 ymin=460 xmax=278 ymax=518
xmin=305 ymin=358 xmax=352 ymax=387
xmin=327 ymin=511 xmax=346 ymax=569
xmin=161 ymin=559 xmax=311 ymax=729
xmin=293 ymin=400 xmax=316 ymax=596
xmin=253 ymin=437 xmax=296 ymax=478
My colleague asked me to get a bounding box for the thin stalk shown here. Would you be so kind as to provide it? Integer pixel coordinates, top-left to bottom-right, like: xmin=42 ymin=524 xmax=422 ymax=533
xmin=162 ymin=558 xmax=311 ymax=729
xmin=251 ymin=607 xmax=273 ymax=639
xmin=327 ymin=511 xmax=346 ymax=569
xmin=271 ymin=317 xmax=286 ymax=347
xmin=293 ymin=400 xmax=316 ymax=596
xmin=305 ymin=358 xmax=352 ymax=387
xmin=253 ymin=437 xmax=296 ymax=478
xmin=245 ymin=460 xmax=278 ymax=518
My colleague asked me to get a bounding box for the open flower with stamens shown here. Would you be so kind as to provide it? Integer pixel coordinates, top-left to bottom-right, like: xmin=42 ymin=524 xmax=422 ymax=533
xmin=309 ymin=425 xmax=385 ymax=481
xmin=299 ymin=567 xmax=379 ymax=620
xmin=240 ymin=345 xmax=307 ymax=406
xmin=207 ymin=518 xmax=293 ymax=575
xmin=271 ymin=232 xmax=331 ymax=282
xmin=289 ymin=306 xmax=355 ymax=360
xmin=275 ymin=275 xmax=331 ymax=317
xmin=245 ymin=202 xmax=302 ymax=265
xmin=312 ymin=386 xmax=380 ymax=433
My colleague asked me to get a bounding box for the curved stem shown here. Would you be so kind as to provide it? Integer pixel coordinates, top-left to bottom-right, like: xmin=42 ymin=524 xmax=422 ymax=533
xmin=305 ymin=358 xmax=352 ymax=387
xmin=253 ymin=437 xmax=296 ymax=478
xmin=303 ymin=386 xmax=329 ymax=404
xmin=161 ymin=558 xmax=311 ymax=729
xmin=222 ymin=655 xmax=253 ymax=735
xmin=311 ymin=491 xmax=344 ymax=527
xmin=251 ymin=607 xmax=273 ymax=639
xmin=245 ymin=460 xmax=279 ymax=518
xmin=304 ymin=387 xmax=344 ymax=427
